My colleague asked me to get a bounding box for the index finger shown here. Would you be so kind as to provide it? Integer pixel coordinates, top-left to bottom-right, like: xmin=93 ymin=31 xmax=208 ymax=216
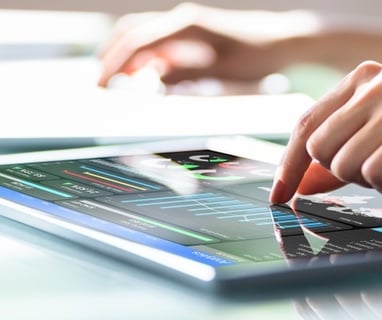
xmin=269 ymin=73 xmax=355 ymax=203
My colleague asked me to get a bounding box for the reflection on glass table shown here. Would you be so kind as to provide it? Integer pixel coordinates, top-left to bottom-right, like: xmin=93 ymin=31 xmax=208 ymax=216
xmin=1 ymin=208 xmax=382 ymax=320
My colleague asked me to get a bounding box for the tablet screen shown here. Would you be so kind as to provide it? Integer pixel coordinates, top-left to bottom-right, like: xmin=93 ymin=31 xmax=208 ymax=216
xmin=0 ymin=138 xmax=381 ymax=292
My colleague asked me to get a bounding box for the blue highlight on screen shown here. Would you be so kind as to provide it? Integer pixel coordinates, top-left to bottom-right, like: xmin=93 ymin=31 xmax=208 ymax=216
xmin=272 ymin=210 xmax=329 ymax=230
xmin=0 ymin=187 xmax=234 ymax=267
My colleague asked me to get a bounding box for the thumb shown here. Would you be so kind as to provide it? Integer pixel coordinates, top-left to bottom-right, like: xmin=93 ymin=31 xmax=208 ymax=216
xmin=296 ymin=162 xmax=347 ymax=195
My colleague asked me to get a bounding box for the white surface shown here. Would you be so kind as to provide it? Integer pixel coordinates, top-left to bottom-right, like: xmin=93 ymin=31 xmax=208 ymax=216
xmin=0 ymin=9 xmax=313 ymax=142
xmin=0 ymin=57 xmax=312 ymax=140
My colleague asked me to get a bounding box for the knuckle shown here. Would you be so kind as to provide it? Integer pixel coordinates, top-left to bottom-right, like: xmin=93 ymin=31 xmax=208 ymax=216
xmin=362 ymin=159 xmax=382 ymax=189
xmin=352 ymin=60 xmax=382 ymax=81
xmin=295 ymin=110 xmax=315 ymax=138
xmin=306 ymin=135 xmax=322 ymax=162
xmin=296 ymin=111 xmax=325 ymax=162
xmin=330 ymin=157 xmax=354 ymax=183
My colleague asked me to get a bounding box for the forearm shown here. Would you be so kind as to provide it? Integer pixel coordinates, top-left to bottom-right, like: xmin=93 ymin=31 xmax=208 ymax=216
xmin=199 ymin=7 xmax=382 ymax=75
xmin=287 ymin=29 xmax=382 ymax=72
xmin=271 ymin=11 xmax=382 ymax=72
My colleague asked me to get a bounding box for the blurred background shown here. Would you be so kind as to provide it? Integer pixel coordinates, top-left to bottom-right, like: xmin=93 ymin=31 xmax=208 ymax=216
xmin=1 ymin=0 xmax=380 ymax=99
xmin=2 ymin=0 xmax=382 ymax=16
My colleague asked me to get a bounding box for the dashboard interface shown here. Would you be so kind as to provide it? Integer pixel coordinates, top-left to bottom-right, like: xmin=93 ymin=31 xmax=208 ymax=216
xmin=0 ymin=149 xmax=382 ymax=271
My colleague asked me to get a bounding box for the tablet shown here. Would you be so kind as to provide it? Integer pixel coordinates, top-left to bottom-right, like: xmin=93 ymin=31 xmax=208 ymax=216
xmin=0 ymin=136 xmax=381 ymax=295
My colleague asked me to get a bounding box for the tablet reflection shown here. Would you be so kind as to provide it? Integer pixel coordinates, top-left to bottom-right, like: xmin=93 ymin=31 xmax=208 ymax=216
xmin=117 ymin=152 xmax=199 ymax=195
xmin=116 ymin=148 xmax=275 ymax=197
xmin=294 ymin=289 xmax=382 ymax=319
xmin=270 ymin=203 xmax=382 ymax=269
xmin=2 ymin=213 xmax=382 ymax=320
xmin=270 ymin=204 xmax=382 ymax=319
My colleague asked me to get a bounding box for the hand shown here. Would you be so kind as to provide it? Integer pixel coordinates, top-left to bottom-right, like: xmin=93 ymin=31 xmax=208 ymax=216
xmin=270 ymin=60 xmax=382 ymax=203
xmin=97 ymin=3 xmax=312 ymax=87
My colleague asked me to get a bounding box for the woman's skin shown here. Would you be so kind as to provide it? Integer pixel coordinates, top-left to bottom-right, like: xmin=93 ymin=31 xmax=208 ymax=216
xmin=98 ymin=3 xmax=382 ymax=202
xmin=98 ymin=3 xmax=382 ymax=87
xmin=270 ymin=60 xmax=382 ymax=203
